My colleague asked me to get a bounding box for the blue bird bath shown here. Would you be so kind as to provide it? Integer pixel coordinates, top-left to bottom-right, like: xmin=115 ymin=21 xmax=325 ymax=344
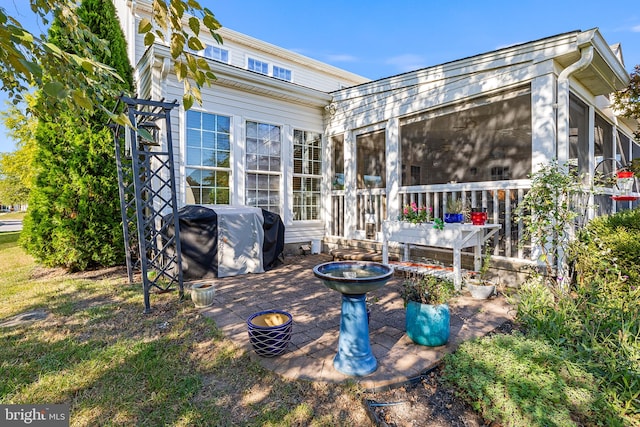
xmin=313 ymin=261 xmax=393 ymax=376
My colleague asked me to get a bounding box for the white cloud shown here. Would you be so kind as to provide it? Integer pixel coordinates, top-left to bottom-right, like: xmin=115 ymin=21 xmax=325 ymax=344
xmin=326 ymin=54 xmax=358 ymax=62
xmin=385 ymin=54 xmax=428 ymax=73
xmin=631 ymin=25 xmax=640 ymax=32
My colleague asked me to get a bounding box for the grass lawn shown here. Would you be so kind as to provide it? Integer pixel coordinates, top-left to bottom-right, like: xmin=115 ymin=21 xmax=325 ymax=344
xmin=0 ymin=232 xmax=368 ymax=426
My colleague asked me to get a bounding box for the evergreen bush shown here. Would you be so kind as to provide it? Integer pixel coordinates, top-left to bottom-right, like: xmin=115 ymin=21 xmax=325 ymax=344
xmin=21 ymin=0 xmax=133 ymax=270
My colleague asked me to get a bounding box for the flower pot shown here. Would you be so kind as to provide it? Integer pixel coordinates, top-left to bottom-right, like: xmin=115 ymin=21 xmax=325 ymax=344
xmin=444 ymin=213 xmax=464 ymax=223
xmin=405 ymin=301 xmax=450 ymax=346
xmin=465 ymin=280 xmax=496 ymax=299
xmin=247 ymin=310 xmax=293 ymax=357
xmin=470 ymin=211 xmax=487 ymax=225
xmin=190 ymin=282 xmax=216 ymax=308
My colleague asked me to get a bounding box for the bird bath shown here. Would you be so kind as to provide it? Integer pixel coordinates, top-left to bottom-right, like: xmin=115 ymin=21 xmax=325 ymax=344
xmin=313 ymin=261 xmax=393 ymax=376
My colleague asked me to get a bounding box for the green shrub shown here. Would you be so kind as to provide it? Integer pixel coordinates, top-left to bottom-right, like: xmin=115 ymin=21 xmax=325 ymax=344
xmin=442 ymin=333 xmax=610 ymax=426
xmin=20 ymin=0 xmax=133 ymax=271
xmin=515 ymin=208 xmax=640 ymax=425
xmin=572 ymin=207 xmax=640 ymax=286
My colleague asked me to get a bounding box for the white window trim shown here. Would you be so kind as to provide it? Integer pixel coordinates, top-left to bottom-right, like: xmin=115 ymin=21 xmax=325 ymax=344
xmin=272 ymin=64 xmax=293 ymax=82
xmin=247 ymin=56 xmax=269 ymax=75
xmin=182 ymin=108 xmax=233 ymax=206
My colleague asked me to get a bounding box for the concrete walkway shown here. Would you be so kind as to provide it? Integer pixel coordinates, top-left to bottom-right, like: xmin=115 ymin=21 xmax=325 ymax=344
xmin=200 ymin=254 xmax=515 ymax=391
xmin=0 ymin=219 xmax=23 ymax=233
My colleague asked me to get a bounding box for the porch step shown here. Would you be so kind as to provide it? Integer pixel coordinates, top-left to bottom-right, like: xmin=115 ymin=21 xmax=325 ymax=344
xmin=330 ymin=249 xmax=399 ymax=262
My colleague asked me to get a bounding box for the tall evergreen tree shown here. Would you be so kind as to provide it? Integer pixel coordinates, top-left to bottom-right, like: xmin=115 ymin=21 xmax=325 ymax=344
xmin=21 ymin=0 xmax=134 ymax=271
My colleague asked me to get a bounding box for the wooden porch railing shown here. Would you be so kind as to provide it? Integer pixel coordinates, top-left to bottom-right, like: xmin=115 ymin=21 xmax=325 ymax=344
xmin=329 ymin=180 xmax=532 ymax=261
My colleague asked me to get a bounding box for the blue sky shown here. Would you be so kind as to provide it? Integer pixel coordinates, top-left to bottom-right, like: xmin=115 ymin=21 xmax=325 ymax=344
xmin=1 ymin=0 xmax=639 ymax=152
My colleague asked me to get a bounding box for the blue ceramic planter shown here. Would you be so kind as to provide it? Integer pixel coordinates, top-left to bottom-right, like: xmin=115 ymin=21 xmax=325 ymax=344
xmin=247 ymin=310 xmax=293 ymax=357
xmin=405 ymin=301 xmax=450 ymax=346
xmin=444 ymin=213 xmax=464 ymax=223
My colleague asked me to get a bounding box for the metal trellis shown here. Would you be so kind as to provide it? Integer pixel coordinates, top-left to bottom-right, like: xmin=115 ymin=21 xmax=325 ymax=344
xmin=112 ymin=96 xmax=183 ymax=313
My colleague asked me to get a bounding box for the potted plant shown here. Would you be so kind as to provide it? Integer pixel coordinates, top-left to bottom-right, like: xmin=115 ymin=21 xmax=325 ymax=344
xmin=190 ymin=282 xmax=216 ymax=308
xmin=470 ymin=207 xmax=487 ymax=225
xmin=444 ymin=198 xmax=464 ymax=223
xmin=401 ymin=275 xmax=456 ymax=346
xmin=464 ymin=243 xmax=496 ymax=299
xmin=399 ymin=202 xmax=432 ymax=224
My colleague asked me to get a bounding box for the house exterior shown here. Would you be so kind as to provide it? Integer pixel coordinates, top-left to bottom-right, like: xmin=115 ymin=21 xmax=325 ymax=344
xmin=114 ymin=0 xmax=369 ymax=246
xmin=115 ymin=0 xmax=639 ymax=266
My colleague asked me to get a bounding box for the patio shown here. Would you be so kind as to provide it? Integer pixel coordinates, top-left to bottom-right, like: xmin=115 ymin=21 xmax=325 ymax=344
xmin=199 ymin=253 xmax=514 ymax=390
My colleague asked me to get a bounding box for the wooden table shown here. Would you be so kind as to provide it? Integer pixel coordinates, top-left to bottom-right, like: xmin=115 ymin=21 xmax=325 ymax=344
xmin=381 ymin=221 xmax=501 ymax=290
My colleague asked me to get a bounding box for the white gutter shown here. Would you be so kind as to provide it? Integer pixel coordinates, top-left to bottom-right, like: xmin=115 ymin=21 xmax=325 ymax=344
xmin=556 ymin=45 xmax=594 ymax=163
xmin=554 ymin=43 xmax=594 ymax=288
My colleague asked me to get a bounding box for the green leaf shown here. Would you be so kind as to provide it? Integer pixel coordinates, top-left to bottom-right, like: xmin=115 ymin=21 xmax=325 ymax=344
xmin=187 ymin=37 xmax=204 ymax=51
xmin=175 ymin=61 xmax=187 ymax=81
xmin=196 ymin=58 xmax=209 ymax=69
xmin=211 ymin=32 xmax=223 ymax=45
xmin=43 ymin=81 xmax=67 ymax=99
xmin=194 ymin=70 xmax=205 ymax=86
xmin=80 ymin=60 xmax=94 ymax=73
xmin=71 ymin=90 xmax=93 ymax=110
xmin=202 ymin=14 xmax=221 ymax=31
xmin=170 ymin=0 xmax=185 ymax=18
xmin=188 ymin=17 xmax=200 ymax=35
xmin=138 ymin=18 xmax=152 ymax=33
xmin=144 ymin=32 xmax=155 ymax=46
xmin=137 ymin=127 xmax=155 ymax=143
xmin=183 ymin=93 xmax=194 ymax=110
xmin=186 ymin=53 xmax=197 ymax=72
xmin=43 ymin=42 xmax=63 ymax=56
xmin=170 ymin=33 xmax=185 ymax=59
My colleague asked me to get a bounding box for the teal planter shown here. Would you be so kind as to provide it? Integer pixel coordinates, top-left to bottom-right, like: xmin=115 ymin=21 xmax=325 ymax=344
xmin=405 ymin=301 xmax=450 ymax=346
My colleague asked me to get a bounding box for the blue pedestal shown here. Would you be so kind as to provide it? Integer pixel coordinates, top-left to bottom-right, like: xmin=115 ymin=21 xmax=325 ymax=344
xmin=333 ymin=293 xmax=377 ymax=376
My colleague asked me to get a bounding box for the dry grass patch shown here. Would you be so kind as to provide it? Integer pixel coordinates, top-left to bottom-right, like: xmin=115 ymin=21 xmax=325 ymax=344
xmin=0 ymin=233 xmax=370 ymax=426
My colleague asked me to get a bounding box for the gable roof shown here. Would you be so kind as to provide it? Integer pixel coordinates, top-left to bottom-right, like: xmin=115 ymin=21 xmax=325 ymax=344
xmin=333 ymin=29 xmax=629 ymax=98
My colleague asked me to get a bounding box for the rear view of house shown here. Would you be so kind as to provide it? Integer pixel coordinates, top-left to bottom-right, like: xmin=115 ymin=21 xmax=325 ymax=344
xmin=114 ymin=0 xmax=639 ymax=273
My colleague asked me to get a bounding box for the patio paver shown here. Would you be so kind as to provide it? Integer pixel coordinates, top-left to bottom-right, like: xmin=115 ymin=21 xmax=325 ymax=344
xmin=198 ymin=254 xmax=515 ymax=390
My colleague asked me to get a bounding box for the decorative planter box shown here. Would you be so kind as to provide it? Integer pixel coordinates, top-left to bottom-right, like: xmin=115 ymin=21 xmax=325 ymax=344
xmin=382 ymin=221 xmax=501 ymax=290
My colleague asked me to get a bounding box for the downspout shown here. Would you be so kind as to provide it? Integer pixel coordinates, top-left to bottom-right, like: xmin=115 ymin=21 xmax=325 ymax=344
xmin=556 ymin=45 xmax=594 ymax=163
xmin=554 ymin=45 xmax=593 ymax=289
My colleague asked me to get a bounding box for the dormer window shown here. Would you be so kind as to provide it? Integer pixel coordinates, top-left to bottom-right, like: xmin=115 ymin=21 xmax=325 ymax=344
xmin=273 ymin=66 xmax=292 ymax=81
xmin=203 ymin=45 xmax=229 ymax=63
xmin=248 ymin=58 xmax=268 ymax=75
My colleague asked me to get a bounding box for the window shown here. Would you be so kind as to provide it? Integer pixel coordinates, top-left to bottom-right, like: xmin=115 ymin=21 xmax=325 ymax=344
xmin=357 ymin=131 xmax=386 ymax=188
xmin=273 ymin=65 xmax=292 ymax=81
xmin=400 ymin=88 xmax=532 ymax=185
xmin=203 ymin=45 xmax=229 ymax=63
xmin=248 ymin=58 xmax=268 ymax=75
xmin=293 ymin=130 xmax=322 ymax=220
xmin=331 ymin=135 xmax=344 ymax=190
xmin=569 ymin=94 xmax=589 ymax=177
xmin=185 ymin=111 xmax=231 ymax=205
xmin=245 ymin=121 xmax=281 ymax=214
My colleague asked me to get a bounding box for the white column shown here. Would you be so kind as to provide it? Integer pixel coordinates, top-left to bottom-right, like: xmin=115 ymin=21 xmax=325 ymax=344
xmin=322 ymin=134 xmax=333 ymax=235
xmin=531 ymin=74 xmax=557 ymax=173
xmin=386 ymin=118 xmax=400 ymax=221
xmin=343 ymin=130 xmax=356 ymax=239
xmin=282 ymin=125 xmax=293 ymax=226
xmin=232 ymin=115 xmax=245 ymax=206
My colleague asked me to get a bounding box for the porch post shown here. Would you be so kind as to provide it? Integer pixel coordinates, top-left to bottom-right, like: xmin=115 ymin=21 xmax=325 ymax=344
xmin=531 ymin=74 xmax=556 ymax=173
xmin=344 ymin=130 xmax=356 ymax=239
xmin=386 ymin=118 xmax=400 ymax=221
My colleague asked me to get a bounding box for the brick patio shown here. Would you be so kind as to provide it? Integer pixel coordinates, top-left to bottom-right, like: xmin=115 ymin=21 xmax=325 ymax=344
xmin=199 ymin=253 xmax=514 ymax=390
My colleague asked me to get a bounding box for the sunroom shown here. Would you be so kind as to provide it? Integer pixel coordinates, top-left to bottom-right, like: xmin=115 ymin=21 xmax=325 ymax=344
xmin=323 ymin=29 xmax=638 ymax=275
